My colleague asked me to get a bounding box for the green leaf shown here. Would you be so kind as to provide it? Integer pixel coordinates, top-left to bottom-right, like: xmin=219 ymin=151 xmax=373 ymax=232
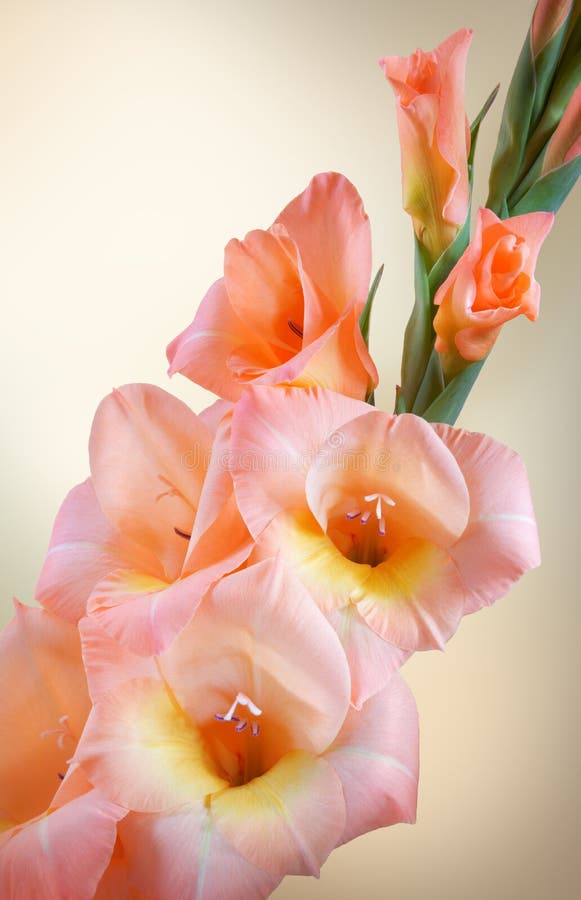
xmin=511 ymin=153 xmax=581 ymax=214
xmin=469 ymin=84 xmax=500 ymax=171
xmin=359 ymin=264 xmax=384 ymax=347
xmin=421 ymin=358 xmax=486 ymax=426
xmin=398 ymin=239 xmax=433 ymax=412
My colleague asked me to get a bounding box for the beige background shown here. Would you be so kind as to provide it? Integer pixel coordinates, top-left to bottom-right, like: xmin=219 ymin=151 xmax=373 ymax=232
xmin=1 ymin=1 xmax=579 ymax=897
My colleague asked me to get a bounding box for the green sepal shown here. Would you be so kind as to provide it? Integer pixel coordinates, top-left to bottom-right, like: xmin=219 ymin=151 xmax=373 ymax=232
xmin=411 ymin=348 xmax=445 ymax=416
xmin=427 ymin=213 xmax=471 ymax=298
xmin=395 ymin=386 xmax=407 ymax=414
xmin=530 ymin=11 xmax=574 ymax=126
xmin=511 ymin=153 xmax=581 ymax=214
xmin=516 ymin=32 xmax=581 ymax=188
xmin=487 ymin=36 xmax=537 ymax=215
xmin=421 ymin=358 xmax=486 ymax=426
xmin=398 ymin=239 xmax=433 ymax=412
xmin=359 ymin=264 xmax=384 ymax=348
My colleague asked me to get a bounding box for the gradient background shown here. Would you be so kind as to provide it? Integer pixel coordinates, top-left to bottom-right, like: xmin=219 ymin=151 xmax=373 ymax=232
xmin=1 ymin=1 xmax=579 ymax=897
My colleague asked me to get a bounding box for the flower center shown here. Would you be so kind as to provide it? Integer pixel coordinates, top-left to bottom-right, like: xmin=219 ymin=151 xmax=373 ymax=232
xmin=328 ymin=492 xmax=397 ymax=567
xmin=207 ymin=692 xmax=268 ymax=786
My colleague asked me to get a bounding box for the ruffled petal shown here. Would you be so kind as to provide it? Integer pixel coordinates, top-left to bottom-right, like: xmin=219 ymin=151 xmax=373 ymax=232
xmin=274 ymin=172 xmax=372 ymax=319
xmin=355 ymin=539 xmax=465 ymax=651
xmin=166 ymin=278 xmax=270 ymax=400
xmin=0 ymin=789 xmax=124 ymax=900
xmin=211 ymin=751 xmax=346 ymax=878
xmin=0 ymin=603 xmax=90 ymax=823
xmin=89 ymin=383 xmax=213 ymax=581
xmin=76 ymin=679 xmax=228 ymax=813
xmin=434 ymin=424 xmax=541 ymax=614
xmin=119 ymin=806 xmax=280 ymax=900
xmin=325 ymin=673 xmax=419 ymax=843
xmin=35 ymin=479 xmax=153 ymax=623
xmin=327 ymin=606 xmax=411 ymax=708
xmin=87 ymin=569 xmax=205 ymax=656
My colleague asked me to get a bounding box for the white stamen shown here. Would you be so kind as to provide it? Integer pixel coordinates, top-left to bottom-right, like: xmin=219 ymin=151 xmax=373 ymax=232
xmin=223 ymin=692 xmax=262 ymax=721
xmin=346 ymin=509 xmax=361 ymax=520
xmin=356 ymin=493 xmax=396 ymax=535
xmin=40 ymin=714 xmax=74 ymax=750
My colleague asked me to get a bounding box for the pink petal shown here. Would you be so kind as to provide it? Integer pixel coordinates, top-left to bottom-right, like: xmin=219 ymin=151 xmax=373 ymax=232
xmin=87 ymin=568 xmax=205 ymax=656
xmin=89 ymin=383 xmax=213 ymax=581
xmin=211 ymin=751 xmax=346 ymax=878
xmin=35 ymin=479 xmax=153 ymax=623
xmin=166 ymin=278 xmax=269 ymax=400
xmin=274 ymin=172 xmax=372 ymax=319
xmin=230 ymin=385 xmax=369 ymax=538
xmin=0 ymin=603 xmax=90 ymax=824
xmin=434 ymin=424 xmax=541 ymax=614
xmin=356 ymin=539 xmax=466 ymax=651
xmin=76 ymin=678 xmax=228 ymax=813
xmin=118 ymin=806 xmax=280 ymax=899
xmin=79 ymin=616 xmax=157 ymax=703
xmin=0 ymin=789 xmax=125 ymax=900
xmin=327 ymin=606 xmax=411 ymax=708
xmin=325 ymin=673 xmax=419 ymax=843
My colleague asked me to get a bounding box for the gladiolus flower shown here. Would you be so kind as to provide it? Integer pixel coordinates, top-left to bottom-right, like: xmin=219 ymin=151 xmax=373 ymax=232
xmin=167 ymin=172 xmax=378 ymax=402
xmin=433 ymin=207 xmax=554 ymax=377
xmin=36 ymin=385 xmax=252 ymax=655
xmin=0 ymin=604 xmax=125 ymax=898
xmin=380 ymin=29 xmax=472 ymax=265
xmin=230 ymin=387 xmax=541 ymax=706
xmin=75 ymin=559 xmax=419 ymax=898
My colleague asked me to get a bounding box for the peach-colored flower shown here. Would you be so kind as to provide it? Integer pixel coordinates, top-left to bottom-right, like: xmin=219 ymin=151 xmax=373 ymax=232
xmin=380 ymin=29 xmax=472 ymax=265
xmin=542 ymin=82 xmax=581 ymax=176
xmin=75 ymin=559 xmax=419 ymax=898
xmin=0 ymin=603 xmax=125 ymax=898
xmin=433 ymin=207 xmax=554 ymax=377
xmin=167 ymin=172 xmax=378 ymax=402
xmin=230 ymin=387 xmax=541 ymax=706
xmin=36 ymin=385 xmax=252 ymax=655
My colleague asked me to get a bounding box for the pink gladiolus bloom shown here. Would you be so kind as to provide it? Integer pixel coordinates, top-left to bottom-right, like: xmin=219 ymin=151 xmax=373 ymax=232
xmin=542 ymin=82 xmax=581 ymax=175
xmin=433 ymin=207 xmax=554 ymax=377
xmin=167 ymin=172 xmax=378 ymax=402
xmin=74 ymin=559 xmax=418 ymax=898
xmin=230 ymin=387 xmax=541 ymax=706
xmin=380 ymin=29 xmax=472 ymax=265
xmin=36 ymin=385 xmax=252 ymax=655
xmin=0 ymin=604 xmax=125 ymax=898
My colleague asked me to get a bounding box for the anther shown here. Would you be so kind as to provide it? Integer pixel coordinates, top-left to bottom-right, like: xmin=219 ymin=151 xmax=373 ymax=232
xmin=174 ymin=526 xmax=192 ymax=540
xmin=288 ymin=320 xmax=303 ymax=339
xmin=346 ymin=510 xmax=361 ymax=520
